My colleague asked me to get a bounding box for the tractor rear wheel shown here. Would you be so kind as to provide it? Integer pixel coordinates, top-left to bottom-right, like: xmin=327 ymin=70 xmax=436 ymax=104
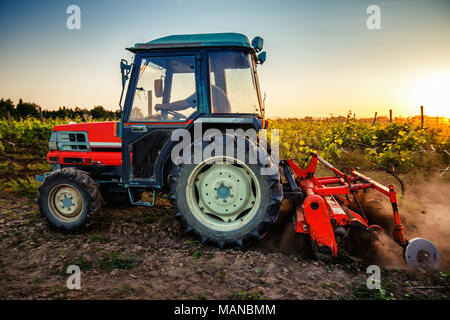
xmin=37 ymin=167 xmax=102 ymax=233
xmin=168 ymin=134 xmax=282 ymax=248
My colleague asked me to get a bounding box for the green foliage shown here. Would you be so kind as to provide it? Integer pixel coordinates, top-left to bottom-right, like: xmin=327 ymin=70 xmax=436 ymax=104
xmin=0 ymin=98 xmax=14 ymax=119
xmin=192 ymin=249 xmax=203 ymax=259
xmin=440 ymin=271 xmax=450 ymax=285
xmin=16 ymin=99 xmax=40 ymax=118
xmin=90 ymin=233 xmax=110 ymax=243
xmin=99 ymin=251 xmax=138 ymax=271
xmin=0 ymin=118 xmax=67 ymax=155
xmin=270 ymin=113 xmax=448 ymax=172
xmin=6 ymin=178 xmax=39 ymax=198
xmin=351 ymin=283 xmax=396 ymax=300
xmin=0 ymin=98 xmax=121 ymax=121
xmin=184 ymin=240 xmax=202 ymax=246
xmin=230 ymin=291 xmax=265 ymax=300
xmin=90 ymin=106 xmax=114 ymax=119
xmin=70 ymin=254 xmax=93 ymax=271
xmin=0 ymin=109 xmax=447 ymax=177
xmin=112 ymin=284 xmax=135 ymax=297
xmin=0 ymin=116 xmax=118 ymax=156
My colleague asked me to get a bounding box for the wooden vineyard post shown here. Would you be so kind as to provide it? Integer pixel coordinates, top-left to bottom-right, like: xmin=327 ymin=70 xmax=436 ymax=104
xmin=372 ymin=112 xmax=377 ymax=126
xmin=420 ymin=105 xmax=424 ymax=128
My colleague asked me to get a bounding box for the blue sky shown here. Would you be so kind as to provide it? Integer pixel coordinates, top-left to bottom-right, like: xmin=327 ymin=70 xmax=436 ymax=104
xmin=1 ymin=0 xmax=449 ymax=117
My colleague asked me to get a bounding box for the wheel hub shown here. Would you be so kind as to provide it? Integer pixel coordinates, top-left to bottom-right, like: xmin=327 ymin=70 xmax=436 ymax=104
xmin=195 ymin=163 xmax=256 ymax=222
xmin=217 ymin=185 xmax=231 ymax=199
xmin=61 ymin=195 xmax=73 ymax=209
xmin=49 ymin=185 xmax=84 ymax=220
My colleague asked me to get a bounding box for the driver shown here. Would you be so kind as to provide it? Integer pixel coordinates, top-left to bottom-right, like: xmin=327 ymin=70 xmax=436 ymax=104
xmin=155 ymin=92 xmax=196 ymax=113
xmin=155 ymin=85 xmax=231 ymax=115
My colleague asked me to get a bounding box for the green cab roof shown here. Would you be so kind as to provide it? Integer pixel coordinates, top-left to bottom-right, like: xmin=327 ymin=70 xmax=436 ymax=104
xmin=127 ymin=32 xmax=253 ymax=52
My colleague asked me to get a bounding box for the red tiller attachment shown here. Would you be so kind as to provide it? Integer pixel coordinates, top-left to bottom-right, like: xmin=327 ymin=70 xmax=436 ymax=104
xmin=280 ymin=152 xmax=440 ymax=270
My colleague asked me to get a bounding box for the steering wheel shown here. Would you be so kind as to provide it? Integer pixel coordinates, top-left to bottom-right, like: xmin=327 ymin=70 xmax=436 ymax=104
xmin=158 ymin=109 xmax=187 ymax=121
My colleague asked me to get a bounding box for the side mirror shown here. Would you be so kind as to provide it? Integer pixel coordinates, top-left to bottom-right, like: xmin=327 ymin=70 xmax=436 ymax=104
xmin=120 ymin=59 xmax=131 ymax=88
xmin=154 ymin=79 xmax=164 ymax=98
xmin=119 ymin=59 xmax=132 ymax=111
xmin=251 ymin=36 xmax=264 ymax=52
xmin=257 ymin=51 xmax=266 ymax=65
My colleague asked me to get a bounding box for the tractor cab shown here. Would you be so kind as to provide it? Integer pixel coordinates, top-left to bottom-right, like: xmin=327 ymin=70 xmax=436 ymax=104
xmin=119 ymin=33 xmax=268 ymax=189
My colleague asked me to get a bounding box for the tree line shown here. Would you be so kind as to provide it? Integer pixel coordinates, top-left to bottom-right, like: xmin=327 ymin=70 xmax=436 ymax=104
xmin=0 ymin=98 xmax=121 ymax=121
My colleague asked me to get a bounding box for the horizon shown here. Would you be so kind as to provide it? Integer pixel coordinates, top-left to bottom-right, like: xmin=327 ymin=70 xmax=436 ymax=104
xmin=1 ymin=0 xmax=449 ymax=118
xmin=4 ymin=97 xmax=448 ymax=121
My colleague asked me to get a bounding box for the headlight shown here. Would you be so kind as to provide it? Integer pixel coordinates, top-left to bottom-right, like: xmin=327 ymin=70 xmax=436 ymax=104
xmin=48 ymin=132 xmax=58 ymax=151
xmin=48 ymin=141 xmax=58 ymax=150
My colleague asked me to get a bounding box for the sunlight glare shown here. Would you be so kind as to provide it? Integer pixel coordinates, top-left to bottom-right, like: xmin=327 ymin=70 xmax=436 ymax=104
xmin=408 ymin=72 xmax=450 ymax=118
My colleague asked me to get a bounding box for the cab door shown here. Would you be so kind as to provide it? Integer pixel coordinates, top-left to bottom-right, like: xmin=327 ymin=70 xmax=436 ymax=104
xmin=121 ymin=52 xmax=203 ymax=188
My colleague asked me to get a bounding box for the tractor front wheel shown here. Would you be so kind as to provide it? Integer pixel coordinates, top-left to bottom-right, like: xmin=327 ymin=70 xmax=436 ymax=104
xmin=37 ymin=167 xmax=102 ymax=233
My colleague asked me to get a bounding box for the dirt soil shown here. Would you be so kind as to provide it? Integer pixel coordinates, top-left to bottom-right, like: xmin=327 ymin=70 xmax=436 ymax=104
xmin=0 ymin=175 xmax=449 ymax=300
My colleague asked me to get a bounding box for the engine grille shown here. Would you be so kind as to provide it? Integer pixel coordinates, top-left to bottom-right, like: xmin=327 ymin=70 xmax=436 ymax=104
xmin=57 ymin=132 xmax=89 ymax=151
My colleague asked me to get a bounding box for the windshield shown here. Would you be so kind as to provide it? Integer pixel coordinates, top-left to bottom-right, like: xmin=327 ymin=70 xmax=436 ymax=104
xmin=209 ymin=51 xmax=261 ymax=114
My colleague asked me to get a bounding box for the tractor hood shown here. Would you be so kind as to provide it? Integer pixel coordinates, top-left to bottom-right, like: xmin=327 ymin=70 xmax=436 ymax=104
xmin=53 ymin=121 xmax=121 ymax=146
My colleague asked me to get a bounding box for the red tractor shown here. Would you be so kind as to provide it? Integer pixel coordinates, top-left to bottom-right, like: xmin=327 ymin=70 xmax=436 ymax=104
xmin=37 ymin=33 xmax=439 ymax=270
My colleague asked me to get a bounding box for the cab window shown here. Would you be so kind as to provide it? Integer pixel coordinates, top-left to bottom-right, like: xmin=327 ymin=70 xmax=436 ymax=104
xmin=129 ymin=56 xmax=197 ymax=122
xmin=209 ymin=51 xmax=261 ymax=114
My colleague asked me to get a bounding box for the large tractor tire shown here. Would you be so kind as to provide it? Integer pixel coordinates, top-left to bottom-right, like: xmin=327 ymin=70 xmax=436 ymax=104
xmin=168 ymin=134 xmax=282 ymax=248
xmin=37 ymin=167 xmax=102 ymax=233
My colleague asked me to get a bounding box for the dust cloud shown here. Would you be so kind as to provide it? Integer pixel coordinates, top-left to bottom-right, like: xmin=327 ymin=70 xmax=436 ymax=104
xmin=358 ymin=178 xmax=450 ymax=270
xmin=259 ymin=176 xmax=449 ymax=270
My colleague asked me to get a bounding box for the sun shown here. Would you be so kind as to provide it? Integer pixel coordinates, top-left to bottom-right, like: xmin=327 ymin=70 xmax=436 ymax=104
xmin=408 ymin=72 xmax=450 ymax=118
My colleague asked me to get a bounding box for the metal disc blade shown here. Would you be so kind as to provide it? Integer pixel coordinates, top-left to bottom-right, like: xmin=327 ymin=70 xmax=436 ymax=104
xmin=404 ymin=238 xmax=440 ymax=271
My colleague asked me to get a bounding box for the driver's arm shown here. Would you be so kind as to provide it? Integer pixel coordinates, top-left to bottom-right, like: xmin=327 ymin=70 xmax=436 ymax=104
xmin=155 ymin=93 xmax=196 ymax=112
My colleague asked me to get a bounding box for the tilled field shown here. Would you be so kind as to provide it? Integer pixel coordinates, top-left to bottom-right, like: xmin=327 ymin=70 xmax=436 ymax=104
xmin=0 ymin=190 xmax=448 ymax=300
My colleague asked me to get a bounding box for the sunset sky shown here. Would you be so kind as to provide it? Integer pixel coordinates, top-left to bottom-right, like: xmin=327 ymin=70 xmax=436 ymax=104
xmin=0 ymin=0 xmax=449 ymax=118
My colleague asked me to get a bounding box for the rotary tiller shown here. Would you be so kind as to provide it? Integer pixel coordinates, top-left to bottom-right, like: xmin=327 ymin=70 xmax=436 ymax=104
xmin=281 ymin=152 xmax=440 ymax=270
